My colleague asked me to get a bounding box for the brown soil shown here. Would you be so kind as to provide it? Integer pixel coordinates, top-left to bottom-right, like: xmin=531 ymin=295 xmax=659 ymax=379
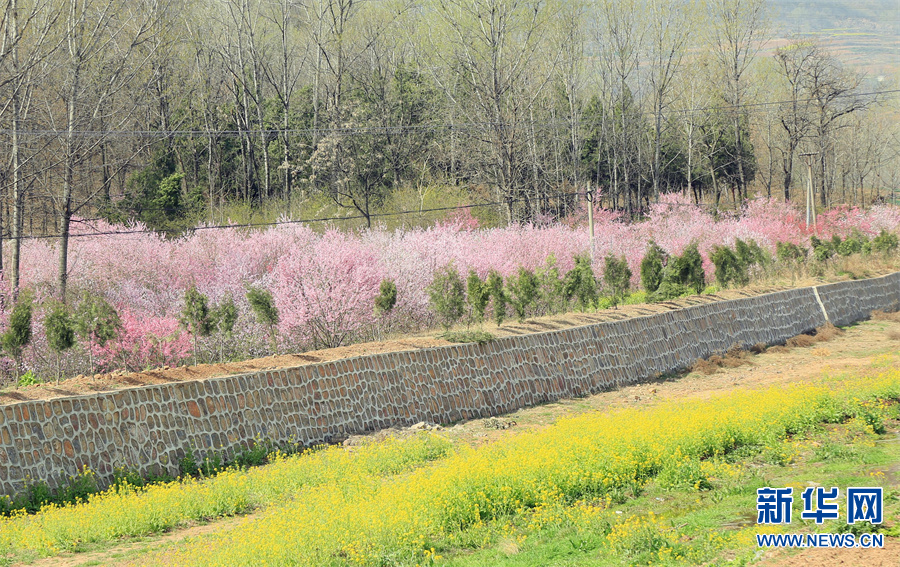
xmin=873 ymin=310 xmax=900 ymax=323
xmin=0 ymin=283 xmax=810 ymax=406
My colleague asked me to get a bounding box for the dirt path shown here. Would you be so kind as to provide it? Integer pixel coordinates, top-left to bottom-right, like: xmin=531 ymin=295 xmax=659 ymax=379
xmin=19 ymin=314 xmax=898 ymax=567
xmin=20 ymin=515 xmax=251 ymax=567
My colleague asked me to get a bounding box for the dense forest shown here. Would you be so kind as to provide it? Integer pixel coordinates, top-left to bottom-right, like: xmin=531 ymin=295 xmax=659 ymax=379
xmin=0 ymin=0 xmax=897 ymax=296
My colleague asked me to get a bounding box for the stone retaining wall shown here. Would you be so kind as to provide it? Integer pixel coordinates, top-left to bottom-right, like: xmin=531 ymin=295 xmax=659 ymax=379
xmin=1 ymin=273 xmax=898 ymax=497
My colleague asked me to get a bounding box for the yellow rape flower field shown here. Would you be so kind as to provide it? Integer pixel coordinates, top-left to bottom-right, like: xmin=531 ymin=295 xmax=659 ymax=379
xmin=2 ymin=341 xmax=900 ymax=566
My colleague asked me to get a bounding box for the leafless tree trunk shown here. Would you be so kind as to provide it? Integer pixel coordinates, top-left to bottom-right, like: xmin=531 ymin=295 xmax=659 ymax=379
xmin=51 ymin=0 xmax=160 ymax=300
xmin=1 ymin=0 xmax=58 ymax=292
xmin=645 ymin=0 xmax=691 ymax=201
xmin=706 ymin=0 xmax=767 ymax=201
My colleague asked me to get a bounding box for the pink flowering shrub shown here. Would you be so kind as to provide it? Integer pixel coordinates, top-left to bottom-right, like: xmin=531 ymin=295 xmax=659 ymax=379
xmin=92 ymin=309 xmax=192 ymax=372
xmin=0 ymin=199 xmax=895 ymax=381
xmin=270 ymin=230 xmax=385 ymax=348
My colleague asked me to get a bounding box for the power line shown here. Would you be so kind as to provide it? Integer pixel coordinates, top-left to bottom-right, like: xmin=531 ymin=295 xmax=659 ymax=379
xmin=1 ymin=90 xmax=896 ymax=138
xmin=12 ymin=193 xmax=579 ymax=241
xmin=11 ymin=190 xmax=769 ymax=242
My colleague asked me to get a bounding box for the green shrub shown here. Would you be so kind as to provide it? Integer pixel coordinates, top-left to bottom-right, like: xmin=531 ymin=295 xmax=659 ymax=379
xmin=181 ymin=286 xmax=215 ymax=363
xmin=374 ymin=279 xmax=398 ymax=315
xmin=16 ymin=479 xmax=53 ymax=514
xmin=776 ymin=241 xmax=806 ymax=263
xmin=506 ymin=268 xmax=539 ymax=322
xmin=735 ymin=238 xmax=770 ymax=269
xmin=427 ymin=265 xmax=466 ymax=330
xmin=246 ymin=286 xmax=279 ymax=353
xmin=215 ymin=295 xmax=238 ymax=337
xmin=179 ymin=448 xmax=225 ymax=478
xmin=45 ymin=303 xmax=75 ymax=353
xmin=439 ymin=330 xmax=495 ymax=345
xmin=640 ymin=242 xmax=666 ymax=293
xmin=487 ymin=270 xmax=507 ymax=326
xmin=113 ymin=466 xmax=149 ymax=490
xmin=58 ymin=467 xmax=99 ymax=504
xmin=465 ymin=271 xmax=490 ymax=324
xmin=44 ymin=302 xmax=76 ymax=383
xmin=659 ymin=243 xmax=705 ymax=295
xmin=709 ymin=245 xmax=748 ymax=288
xmin=872 ymin=230 xmax=899 ymax=255
xmin=16 ymin=370 xmax=38 ymax=387
xmin=603 ymin=255 xmax=632 ymax=309
xmin=181 ymin=286 xmax=214 ymax=337
xmin=2 ymin=293 xmax=32 ymax=380
xmin=651 ymin=281 xmax=693 ymax=301
xmin=74 ymin=292 xmax=122 ymax=374
xmin=233 ymin=439 xmax=278 ymax=469
xmin=837 ymin=235 xmax=864 ymax=257
xmin=624 ymin=290 xmax=648 ymax=305
xmin=811 ymin=236 xmax=836 ymax=262
xmin=536 ymin=256 xmax=566 ymax=315
xmin=212 ymin=295 xmax=238 ymax=360
xmin=563 ymin=254 xmax=598 ymax=311
xmin=1 ymin=466 xmax=98 ymax=516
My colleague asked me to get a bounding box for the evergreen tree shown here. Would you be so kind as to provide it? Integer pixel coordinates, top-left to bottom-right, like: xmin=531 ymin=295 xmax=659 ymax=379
xmin=604 ymin=255 xmax=632 ymax=308
xmin=74 ymin=293 xmax=122 ymax=375
xmin=45 ymin=302 xmax=76 ymax=383
xmin=2 ymin=293 xmax=33 ymax=382
xmin=247 ymin=286 xmax=279 ymax=354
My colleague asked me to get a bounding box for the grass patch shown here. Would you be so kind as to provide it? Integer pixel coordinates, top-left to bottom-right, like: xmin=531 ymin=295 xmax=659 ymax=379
xmin=691 ymin=344 xmax=753 ymax=375
xmin=439 ymin=330 xmax=496 ymax=345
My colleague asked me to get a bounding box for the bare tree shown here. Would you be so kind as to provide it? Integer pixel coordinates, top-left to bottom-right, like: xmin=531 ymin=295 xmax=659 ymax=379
xmin=803 ymin=47 xmax=870 ymax=207
xmin=215 ymin=0 xmax=273 ymax=203
xmin=773 ymin=40 xmax=816 ymax=202
xmin=431 ymin=0 xmax=555 ymax=223
xmin=47 ymin=0 xmax=162 ymax=299
xmin=644 ymin=0 xmax=692 ymax=201
xmin=705 ymin=0 xmax=767 ymax=201
xmin=0 ymin=0 xmax=60 ymax=291
xmin=840 ymin=112 xmax=886 ymax=206
xmin=552 ymin=0 xmax=586 ymax=194
xmin=673 ymin=76 xmax=714 ymax=203
xmin=259 ymin=0 xmax=308 ymax=204
xmin=594 ymin=0 xmax=645 ymax=215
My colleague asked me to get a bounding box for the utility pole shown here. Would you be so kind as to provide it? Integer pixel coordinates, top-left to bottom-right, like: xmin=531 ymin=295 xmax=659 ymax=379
xmin=586 ymin=186 xmax=595 ymax=265
xmin=800 ymin=152 xmax=818 ymax=230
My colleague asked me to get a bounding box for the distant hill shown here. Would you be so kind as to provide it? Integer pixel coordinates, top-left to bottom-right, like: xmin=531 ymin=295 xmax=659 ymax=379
xmin=768 ymin=0 xmax=900 ymax=77
xmin=772 ymin=0 xmax=898 ymax=30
